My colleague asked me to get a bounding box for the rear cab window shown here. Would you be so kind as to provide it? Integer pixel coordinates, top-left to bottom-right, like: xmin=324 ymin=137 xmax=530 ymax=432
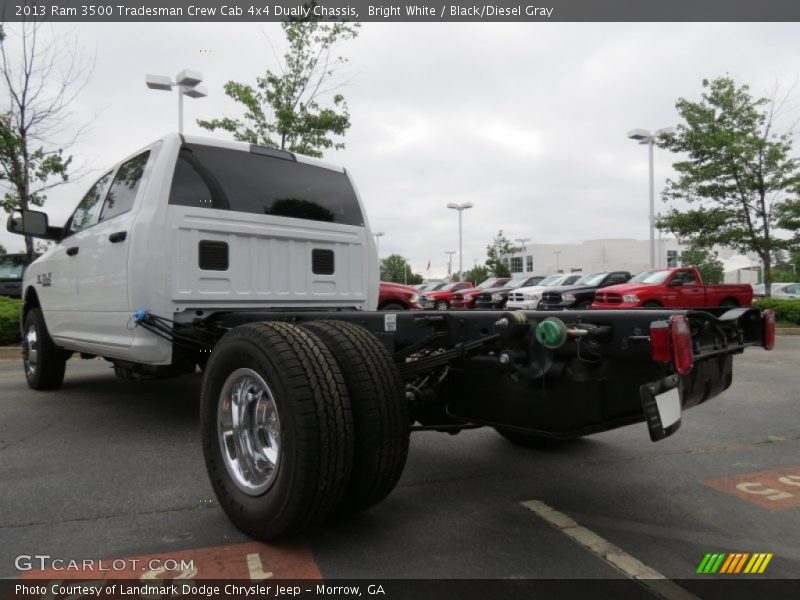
xmin=168 ymin=144 xmax=364 ymax=226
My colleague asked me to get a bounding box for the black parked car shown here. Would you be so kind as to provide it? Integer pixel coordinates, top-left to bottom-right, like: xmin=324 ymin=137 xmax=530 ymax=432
xmin=474 ymin=274 xmax=546 ymax=309
xmin=0 ymin=253 xmax=36 ymax=299
xmin=538 ymin=271 xmax=631 ymax=310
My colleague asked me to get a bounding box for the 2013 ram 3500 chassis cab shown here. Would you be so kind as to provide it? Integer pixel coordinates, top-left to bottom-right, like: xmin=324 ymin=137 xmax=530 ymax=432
xmin=8 ymin=134 xmax=775 ymax=541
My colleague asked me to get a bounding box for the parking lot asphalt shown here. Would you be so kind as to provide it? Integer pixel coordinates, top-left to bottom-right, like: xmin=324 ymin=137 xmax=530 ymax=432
xmin=1 ymin=339 xmax=799 ymax=592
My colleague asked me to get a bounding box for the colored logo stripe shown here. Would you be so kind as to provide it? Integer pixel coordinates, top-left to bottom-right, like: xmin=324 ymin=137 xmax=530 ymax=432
xmin=698 ymin=552 xmax=773 ymax=574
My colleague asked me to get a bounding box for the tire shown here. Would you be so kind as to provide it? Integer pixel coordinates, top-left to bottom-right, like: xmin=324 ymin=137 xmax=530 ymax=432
xmin=380 ymin=302 xmax=406 ymax=311
xmin=642 ymin=301 xmax=662 ymax=308
xmin=200 ymin=321 xmax=354 ymax=540
xmin=719 ymin=299 xmax=739 ymax=308
xmin=22 ymin=307 xmax=67 ymax=390
xmin=301 ymin=320 xmax=410 ymax=512
xmin=495 ymin=428 xmax=572 ymax=449
xmin=435 ymin=300 xmax=450 ymax=311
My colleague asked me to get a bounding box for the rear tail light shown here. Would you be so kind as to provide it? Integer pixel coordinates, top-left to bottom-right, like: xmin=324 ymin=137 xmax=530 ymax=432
xmin=649 ymin=314 xmax=693 ymax=375
xmin=763 ymin=309 xmax=776 ymax=350
xmin=670 ymin=314 xmax=694 ymax=375
xmin=649 ymin=321 xmax=671 ymax=362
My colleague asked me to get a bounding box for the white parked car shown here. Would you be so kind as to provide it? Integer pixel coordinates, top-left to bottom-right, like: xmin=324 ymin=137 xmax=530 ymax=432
xmin=752 ymin=282 xmax=800 ymax=299
xmin=506 ymin=273 xmax=583 ymax=310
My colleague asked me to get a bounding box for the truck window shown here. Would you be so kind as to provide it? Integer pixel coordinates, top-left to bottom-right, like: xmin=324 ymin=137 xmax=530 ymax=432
xmin=674 ymin=271 xmax=698 ymax=286
xmin=67 ymin=172 xmax=113 ymax=235
xmin=168 ymin=144 xmax=364 ymax=226
xmin=0 ymin=255 xmax=25 ymax=279
xmin=100 ymin=151 xmax=150 ymax=222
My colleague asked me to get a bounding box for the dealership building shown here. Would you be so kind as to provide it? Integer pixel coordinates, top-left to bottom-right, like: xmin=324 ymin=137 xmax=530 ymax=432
xmin=505 ymin=238 xmax=760 ymax=284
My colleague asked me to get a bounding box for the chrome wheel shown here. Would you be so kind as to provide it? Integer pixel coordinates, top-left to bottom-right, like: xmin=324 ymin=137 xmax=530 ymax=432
xmin=217 ymin=368 xmax=282 ymax=496
xmin=24 ymin=325 xmax=39 ymax=376
xmin=435 ymin=301 xmax=449 ymax=311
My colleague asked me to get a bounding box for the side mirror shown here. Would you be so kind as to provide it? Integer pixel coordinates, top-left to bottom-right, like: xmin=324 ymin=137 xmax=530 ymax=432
xmin=7 ymin=209 xmax=49 ymax=237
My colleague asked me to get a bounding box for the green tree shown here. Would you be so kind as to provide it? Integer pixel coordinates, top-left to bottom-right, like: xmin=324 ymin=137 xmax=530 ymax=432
xmin=657 ymin=77 xmax=800 ymax=296
xmin=198 ymin=16 xmax=359 ymax=158
xmin=0 ymin=23 xmax=91 ymax=259
xmin=485 ymin=230 xmax=513 ymax=278
xmin=680 ymin=248 xmax=724 ymax=283
xmin=461 ymin=264 xmax=490 ymax=285
xmin=0 ymin=243 xmax=7 ymax=254
xmin=380 ymin=254 xmax=422 ymax=285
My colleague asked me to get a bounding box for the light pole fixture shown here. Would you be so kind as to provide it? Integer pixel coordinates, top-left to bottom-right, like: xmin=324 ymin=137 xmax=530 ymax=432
xmin=446 ymin=202 xmax=474 ymax=278
xmin=627 ymin=127 xmax=674 ymax=269
xmin=445 ymin=250 xmax=457 ymax=277
xmin=146 ymin=69 xmax=208 ymax=134
xmin=514 ymin=238 xmax=530 ymax=251
xmin=554 ymin=250 xmax=562 ymax=272
xmin=372 ymin=231 xmax=385 ymax=257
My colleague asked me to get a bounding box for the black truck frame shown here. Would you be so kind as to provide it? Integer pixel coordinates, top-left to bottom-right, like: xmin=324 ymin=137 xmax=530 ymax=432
xmin=128 ymin=305 xmax=773 ymax=540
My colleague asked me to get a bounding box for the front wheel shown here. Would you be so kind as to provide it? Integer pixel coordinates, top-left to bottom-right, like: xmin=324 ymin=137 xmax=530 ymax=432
xmin=380 ymin=302 xmax=406 ymax=311
xmin=23 ymin=307 xmax=67 ymax=390
xmin=435 ymin=300 xmax=450 ymax=311
xmin=642 ymin=301 xmax=662 ymax=308
xmin=200 ymin=321 xmax=354 ymax=540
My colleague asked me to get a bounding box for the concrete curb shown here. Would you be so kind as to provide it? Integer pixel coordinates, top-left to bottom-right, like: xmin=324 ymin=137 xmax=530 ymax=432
xmin=0 ymin=346 xmax=21 ymax=360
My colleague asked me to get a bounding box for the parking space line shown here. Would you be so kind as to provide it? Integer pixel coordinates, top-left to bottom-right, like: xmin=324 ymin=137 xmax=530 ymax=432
xmin=521 ymin=500 xmax=698 ymax=600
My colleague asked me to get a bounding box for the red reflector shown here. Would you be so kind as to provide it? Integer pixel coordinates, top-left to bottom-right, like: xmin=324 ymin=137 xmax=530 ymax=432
xmin=763 ymin=309 xmax=776 ymax=350
xmin=649 ymin=321 xmax=671 ymax=362
xmin=670 ymin=314 xmax=693 ymax=375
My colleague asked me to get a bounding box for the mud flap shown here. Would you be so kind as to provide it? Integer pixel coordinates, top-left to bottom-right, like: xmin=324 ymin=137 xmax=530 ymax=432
xmin=640 ymin=374 xmax=682 ymax=442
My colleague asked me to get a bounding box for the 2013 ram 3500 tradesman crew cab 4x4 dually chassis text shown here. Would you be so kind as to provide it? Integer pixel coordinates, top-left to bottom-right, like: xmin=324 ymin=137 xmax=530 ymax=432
xmin=8 ymin=134 xmax=776 ymax=541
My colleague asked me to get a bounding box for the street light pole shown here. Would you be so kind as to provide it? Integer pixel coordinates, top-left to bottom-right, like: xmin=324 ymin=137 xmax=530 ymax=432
xmin=445 ymin=250 xmax=457 ymax=278
xmin=554 ymin=250 xmax=561 ymax=272
xmin=446 ymin=202 xmax=474 ymax=278
xmin=627 ymin=127 xmax=673 ymax=269
xmin=146 ymin=69 xmax=208 ymax=133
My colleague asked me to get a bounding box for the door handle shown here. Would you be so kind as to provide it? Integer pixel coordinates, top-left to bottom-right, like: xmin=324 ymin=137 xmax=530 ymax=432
xmin=66 ymin=246 xmax=79 ymax=256
xmin=109 ymin=231 xmax=127 ymax=243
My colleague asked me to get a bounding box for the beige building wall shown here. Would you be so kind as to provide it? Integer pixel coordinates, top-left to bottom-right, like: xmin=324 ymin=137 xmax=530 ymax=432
xmin=507 ymin=238 xmax=760 ymax=284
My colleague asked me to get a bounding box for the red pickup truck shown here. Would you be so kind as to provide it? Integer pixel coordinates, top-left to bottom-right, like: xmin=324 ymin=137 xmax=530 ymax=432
xmin=592 ymin=267 xmax=753 ymax=309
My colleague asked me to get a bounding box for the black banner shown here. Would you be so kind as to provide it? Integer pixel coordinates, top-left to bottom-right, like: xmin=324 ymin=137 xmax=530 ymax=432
xmin=3 ymin=579 xmax=800 ymax=600
xmin=3 ymin=0 xmax=800 ymax=23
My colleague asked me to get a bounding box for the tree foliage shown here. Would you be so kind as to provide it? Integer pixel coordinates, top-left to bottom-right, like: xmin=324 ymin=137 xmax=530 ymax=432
xmin=0 ymin=243 xmax=6 ymax=254
xmin=485 ymin=230 xmax=513 ymax=278
xmin=0 ymin=23 xmax=92 ymax=259
xmin=680 ymin=248 xmax=724 ymax=284
xmin=460 ymin=264 xmax=490 ymax=285
xmin=380 ymin=254 xmax=422 ymax=285
xmin=657 ymin=76 xmax=800 ymax=296
xmin=198 ymin=16 xmax=359 ymax=158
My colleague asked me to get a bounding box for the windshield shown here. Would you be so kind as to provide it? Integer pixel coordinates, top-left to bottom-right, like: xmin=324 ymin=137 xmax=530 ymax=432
xmin=506 ymin=277 xmax=532 ymax=288
xmin=478 ymin=278 xmax=503 ymax=289
xmin=0 ymin=255 xmax=25 ymax=280
xmin=442 ymin=282 xmax=465 ymax=291
xmin=428 ymin=283 xmax=446 ymax=291
xmin=537 ymin=275 xmax=562 ymax=286
xmin=629 ymin=270 xmax=671 ymax=284
xmin=574 ymin=272 xmax=606 ymax=286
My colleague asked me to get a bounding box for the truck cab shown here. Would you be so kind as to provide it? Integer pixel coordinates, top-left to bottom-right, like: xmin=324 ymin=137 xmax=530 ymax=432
xmin=10 ymin=134 xmax=378 ymax=368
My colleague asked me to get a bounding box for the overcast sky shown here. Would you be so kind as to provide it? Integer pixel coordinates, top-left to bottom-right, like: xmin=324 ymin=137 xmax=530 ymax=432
xmin=1 ymin=22 xmax=798 ymax=277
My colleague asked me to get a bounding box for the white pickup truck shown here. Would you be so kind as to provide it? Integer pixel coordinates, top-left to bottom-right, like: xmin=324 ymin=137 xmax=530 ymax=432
xmin=8 ymin=134 xmax=775 ymax=541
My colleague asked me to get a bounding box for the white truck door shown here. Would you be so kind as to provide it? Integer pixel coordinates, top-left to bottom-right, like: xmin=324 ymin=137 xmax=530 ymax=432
xmin=43 ymin=172 xmax=113 ymax=343
xmin=74 ymin=151 xmax=151 ymax=348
